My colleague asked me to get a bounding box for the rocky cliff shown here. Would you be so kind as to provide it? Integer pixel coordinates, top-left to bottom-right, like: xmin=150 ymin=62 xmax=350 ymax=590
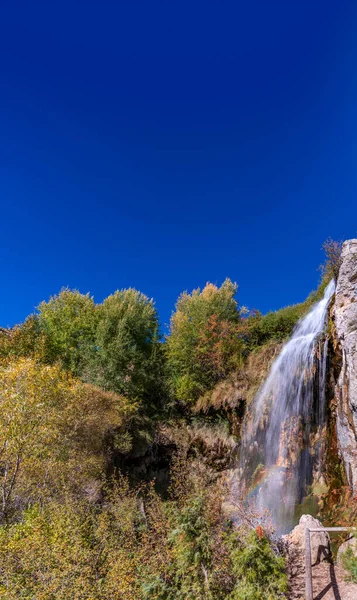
xmin=333 ymin=239 xmax=357 ymax=494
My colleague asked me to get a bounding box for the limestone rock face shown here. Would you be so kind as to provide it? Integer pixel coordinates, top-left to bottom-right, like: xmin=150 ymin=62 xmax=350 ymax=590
xmin=282 ymin=514 xmax=331 ymax=566
xmin=334 ymin=239 xmax=357 ymax=493
xmin=337 ymin=535 xmax=357 ymax=567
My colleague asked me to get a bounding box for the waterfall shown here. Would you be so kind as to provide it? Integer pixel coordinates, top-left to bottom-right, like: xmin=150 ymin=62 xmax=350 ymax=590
xmin=237 ymin=280 xmax=335 ymax=533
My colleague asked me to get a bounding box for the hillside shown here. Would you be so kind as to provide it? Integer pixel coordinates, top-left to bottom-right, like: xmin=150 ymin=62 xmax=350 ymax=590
xmin=0 ymin=239 xmax=356 ymax=599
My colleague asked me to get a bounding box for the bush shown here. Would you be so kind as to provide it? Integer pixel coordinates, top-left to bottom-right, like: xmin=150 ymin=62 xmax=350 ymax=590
xmin=0 ymin=448 xmax=288 ymax=600
xmin=242 ymin=304 xmax=304 ymax=349
xmin=228 ymin=529 xmax=287 ymax=599
xmin=240 ymin=282 xmax=327 ymax=351
xmin=0 ymin=357 xmax=136 ymax=522
xmin=341 ymin=542 xmax=357 ymax=583
xmin=0 ymin=501 xmax=97 ymax=599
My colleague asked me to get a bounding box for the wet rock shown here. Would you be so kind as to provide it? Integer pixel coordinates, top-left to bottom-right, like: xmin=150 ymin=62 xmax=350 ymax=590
xmin=333 ymin=239 xmax=357 ymax=493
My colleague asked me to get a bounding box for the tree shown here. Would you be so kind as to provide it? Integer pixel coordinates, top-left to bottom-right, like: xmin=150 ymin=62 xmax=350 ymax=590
xmin=36 ymin=288 xmax=98 ymax=375
xmin=0 ymin=357 xmax=136 ymax=522
xmin=166 ymin=279 xmax=242 ymax=405
xmin=320 ymin=237 xmax=343 ymax=282
xmin=4 ymin=286 xmax=166 ymax=415
xmin=88 ymin=289 xmax=163 ymax=407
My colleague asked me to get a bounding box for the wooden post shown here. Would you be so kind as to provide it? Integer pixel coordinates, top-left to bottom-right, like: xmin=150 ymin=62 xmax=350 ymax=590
xmin=305 ymin=527 xmax=313 ymax=600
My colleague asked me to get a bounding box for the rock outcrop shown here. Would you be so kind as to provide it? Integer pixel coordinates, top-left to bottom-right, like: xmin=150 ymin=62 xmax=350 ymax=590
xmin=283 ymin=515 xmax=357 ymax=600
xmin=282 ymin=515 xmax=331 ymax=600
xmin=337 ymin=535 xmax=357 ymax=567
xmin=333 ymin=239 xmax=357 ymax=494
xmin=282 ymin=514 xmax=331 ymax=566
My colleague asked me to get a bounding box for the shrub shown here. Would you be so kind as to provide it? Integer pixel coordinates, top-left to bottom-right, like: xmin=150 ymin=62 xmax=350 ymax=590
xmin=0 ymin=453 xmax=288 ymax=600
xmin=0 ymin=501 xmax=97 ymax=599
xmin=7 ymin=287 xmax=167 ymax=416
xmin=228 ymin=529 xmax=287 ymax=599
xmin=242 ymin=304 xmax=304 ymax=349
xmin=240 ymin=282 xmax=328 ymax=351
xmin=341 ymin=541 xmax=357 ymax=583
xmin=0 ymin=357 xmax=136 ymax=522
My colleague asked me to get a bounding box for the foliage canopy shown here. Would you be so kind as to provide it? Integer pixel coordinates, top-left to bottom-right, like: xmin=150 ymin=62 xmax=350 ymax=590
xmin=166 ymin=279 xmax=243 ymax=404
xmin=89 ymin=288 xmax=162 ymax=405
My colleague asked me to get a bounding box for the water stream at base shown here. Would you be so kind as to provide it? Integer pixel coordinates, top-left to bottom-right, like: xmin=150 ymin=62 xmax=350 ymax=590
xmin=236 ymin=280 xmax=336 ymax=533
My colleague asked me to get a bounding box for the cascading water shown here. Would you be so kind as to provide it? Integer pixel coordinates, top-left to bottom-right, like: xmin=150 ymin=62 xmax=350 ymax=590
xmin=237 ymin=280 xmax=335 ymax=533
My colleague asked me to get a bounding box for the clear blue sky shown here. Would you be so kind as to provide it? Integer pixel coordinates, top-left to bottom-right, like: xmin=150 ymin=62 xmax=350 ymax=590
xmin=1 ymin=1 xmax=357 ymax=330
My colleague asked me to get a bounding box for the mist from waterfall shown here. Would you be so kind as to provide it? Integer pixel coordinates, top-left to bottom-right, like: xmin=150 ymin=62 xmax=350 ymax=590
xmin=237 ymin=280 xmax=335 ymax=533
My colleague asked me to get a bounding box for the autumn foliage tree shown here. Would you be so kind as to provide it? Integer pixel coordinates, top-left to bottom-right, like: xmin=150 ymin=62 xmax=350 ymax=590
xmin=0 ymin=357 xmax=136 ymax=522
xmin=166 ymin=279 xmax=243 ymax=404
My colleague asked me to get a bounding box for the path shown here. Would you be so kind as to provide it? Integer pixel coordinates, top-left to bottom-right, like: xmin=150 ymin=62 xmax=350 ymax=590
xmin=287 ymin=555 xmax=357 ymax=599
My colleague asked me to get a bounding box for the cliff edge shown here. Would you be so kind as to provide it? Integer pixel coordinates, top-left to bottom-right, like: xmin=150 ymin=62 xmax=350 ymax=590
xmin=334 ymin=238 xmax=357 ymax=493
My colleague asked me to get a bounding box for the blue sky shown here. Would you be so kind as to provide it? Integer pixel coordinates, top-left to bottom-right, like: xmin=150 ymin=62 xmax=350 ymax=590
xmin=1 ymin=1 xmax=357 ymax=330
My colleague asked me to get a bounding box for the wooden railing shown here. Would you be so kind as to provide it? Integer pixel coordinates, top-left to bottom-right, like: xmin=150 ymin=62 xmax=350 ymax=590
xmin=305 ymin=526 xmax=356 ymax=600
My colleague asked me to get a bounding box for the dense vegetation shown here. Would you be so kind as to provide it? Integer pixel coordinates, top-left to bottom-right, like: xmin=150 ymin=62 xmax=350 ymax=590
xmin=166 ymin=279 xmax=244 ymax=405
xmin=0 ymin=240 xmax=340 ymax=598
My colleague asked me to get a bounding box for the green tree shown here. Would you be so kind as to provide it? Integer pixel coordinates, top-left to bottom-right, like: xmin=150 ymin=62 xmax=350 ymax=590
xmin=36 ymin=288 xmax=98 ymax=375
xmin=166 ymin=279 xmax=242 ymax=405
xmin=88 ymin=289 xmax=163 ymax=407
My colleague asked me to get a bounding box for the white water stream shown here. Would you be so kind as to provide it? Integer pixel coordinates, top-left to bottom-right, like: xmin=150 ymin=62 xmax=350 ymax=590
xmin=238 ymin=280 xmax=335 ymax=532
